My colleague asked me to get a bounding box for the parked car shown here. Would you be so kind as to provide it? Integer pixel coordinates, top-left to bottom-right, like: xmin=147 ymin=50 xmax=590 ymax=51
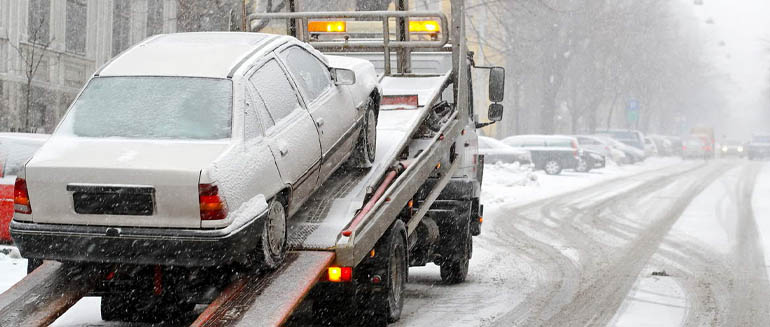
xmin=580 ymin=150 xmax=607 ymax=171
xmin=11 ymin=32 xmax=381 ymax=270
xmin=643 ymin=137 xmax=658 ymax=157
xmin=478 ymin=136 xmax=532 ymax=165
xmin=747 ymin=134 xmax=770 ymax=160
xmin=595 ymin=129 xmax=646 ymax=153
xmin=682 ymin=136 xmax=710 ymax=159
xmin=575 ymin=135 xmax=627 ymax=164
xmin=592 ymin=135 xmax=645 ymax=164
xmin=648 ymin=135 xmax=673 ymax=156
xmin=502 ymin=135 xmax=580 ymax=175
xmin=0 ymin=133 xmax=48 ymax=244
xmin=664 ymin=136 xmax=683 ymax=156
xmin=718 ymin=139 xmax=745 ymax=157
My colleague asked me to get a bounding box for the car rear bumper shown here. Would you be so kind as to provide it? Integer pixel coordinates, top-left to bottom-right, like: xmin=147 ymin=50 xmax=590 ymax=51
xmin=10 ymin=210 xmax=266 ymax=267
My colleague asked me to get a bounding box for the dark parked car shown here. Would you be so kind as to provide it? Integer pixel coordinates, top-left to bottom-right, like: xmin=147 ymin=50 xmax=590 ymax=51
xmin=478 ymin=136 xmax=532 ymax=166
xmin=502 ymin=135 xmax=581 ymax=175
xmin=747 ymin=134 xmax=770 ymax=160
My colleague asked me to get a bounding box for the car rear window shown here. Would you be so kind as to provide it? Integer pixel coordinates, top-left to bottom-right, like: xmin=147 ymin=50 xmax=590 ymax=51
xmin=57 ymin=77 xmax=232 ymax=139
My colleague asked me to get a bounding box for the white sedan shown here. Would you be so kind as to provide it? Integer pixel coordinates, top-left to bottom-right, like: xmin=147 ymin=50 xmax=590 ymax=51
xmin=11 ymin=32 xmax=381 ymax=269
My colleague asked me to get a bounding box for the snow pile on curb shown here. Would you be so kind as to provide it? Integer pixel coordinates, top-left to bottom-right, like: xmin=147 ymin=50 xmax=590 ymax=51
xmin=481 ymin=162 xmax=538 ymax=205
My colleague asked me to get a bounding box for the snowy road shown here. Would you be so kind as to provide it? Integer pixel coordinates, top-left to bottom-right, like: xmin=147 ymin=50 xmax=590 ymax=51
xmin=4 ymin=159 xmax=770 ymax=326
xmin=398 ymin=159 xmax=770 ymax=327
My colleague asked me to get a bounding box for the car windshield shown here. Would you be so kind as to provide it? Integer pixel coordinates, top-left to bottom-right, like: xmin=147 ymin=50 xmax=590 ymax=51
xmin=56 ymin=77 xmax=232 ymax=140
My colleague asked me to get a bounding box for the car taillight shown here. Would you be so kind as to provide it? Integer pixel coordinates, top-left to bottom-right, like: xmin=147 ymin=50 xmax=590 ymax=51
xmin=199 ymin=183 xmax=228 ymax=220
xmin=14 ymin=178 xmax=32 ymax=214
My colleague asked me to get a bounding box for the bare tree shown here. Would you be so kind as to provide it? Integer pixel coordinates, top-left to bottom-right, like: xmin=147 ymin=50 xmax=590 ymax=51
xmin=8 ymin=14 xmax=53 ymax=132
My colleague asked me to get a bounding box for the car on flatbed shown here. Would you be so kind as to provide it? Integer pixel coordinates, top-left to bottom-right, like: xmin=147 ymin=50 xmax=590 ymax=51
xmin=11 ymin=32 xmax=381 ymax=270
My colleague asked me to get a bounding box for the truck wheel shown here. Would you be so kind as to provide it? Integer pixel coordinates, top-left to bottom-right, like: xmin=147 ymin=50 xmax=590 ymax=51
xmin=254 ymin=199 xmax=287 ymax=270
xmin=348 ymin=98 xmax=378 ymax=168
xmin=544 ymin=160 xmax=562 ymax=175
xmin=369 ymin=220 xmax=407 ymax=324
xmin=440 ymin=221 xmax=471 ymax=284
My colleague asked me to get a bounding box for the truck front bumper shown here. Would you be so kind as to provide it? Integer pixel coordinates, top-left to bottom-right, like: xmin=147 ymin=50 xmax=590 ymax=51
xmin=10 ymin=211 xmax=266 ymax=267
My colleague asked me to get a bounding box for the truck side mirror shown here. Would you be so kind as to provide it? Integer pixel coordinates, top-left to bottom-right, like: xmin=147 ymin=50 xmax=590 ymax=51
xmin=488 ymin=103 xmax=503 ymax=122
xmin=331 ymin=68 xmax=356 ymax=86
xmin=489 ymin=67 xmax=505 ymax=103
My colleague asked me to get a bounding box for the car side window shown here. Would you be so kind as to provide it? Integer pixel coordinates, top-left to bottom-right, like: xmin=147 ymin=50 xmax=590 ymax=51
xmin=279 ymin=46 xmax=332 ymax=103
xmin=249 ymin=59 xmax=302 ymax=124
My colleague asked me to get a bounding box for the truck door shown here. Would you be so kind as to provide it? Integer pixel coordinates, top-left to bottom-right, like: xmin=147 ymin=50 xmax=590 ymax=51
xmin=249 ymin=59 xmax=322 ymax=215
xmin=277 ymin=46 xmax=358 ymax=181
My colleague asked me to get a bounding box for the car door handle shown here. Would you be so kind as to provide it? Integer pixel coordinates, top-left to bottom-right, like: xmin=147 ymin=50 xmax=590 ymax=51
xmin=316 ymin=118 xmax=325 ymax=127
xmin=278 ymin=143 xmax=289 ymax=156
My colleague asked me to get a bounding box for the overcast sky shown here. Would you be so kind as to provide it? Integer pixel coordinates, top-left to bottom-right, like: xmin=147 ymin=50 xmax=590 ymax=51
xmin=688 ymin=0 xmax=770 ymax=138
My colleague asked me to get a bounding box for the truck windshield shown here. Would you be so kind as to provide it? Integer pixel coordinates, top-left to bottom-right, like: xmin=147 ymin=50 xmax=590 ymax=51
xmin=57 ymin=77 xmax=232 ymax=140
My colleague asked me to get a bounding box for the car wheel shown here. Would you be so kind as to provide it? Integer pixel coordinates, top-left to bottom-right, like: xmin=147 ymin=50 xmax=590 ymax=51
xmin=544 ymin=160 xmax=562 ymax=175
xmin=575 ymin=159 xmax=591 ymax=173
xmin=348 ymin=97 xmax=378 ymax=168
xmin=254 ymin=199 xmax=287 ymax=270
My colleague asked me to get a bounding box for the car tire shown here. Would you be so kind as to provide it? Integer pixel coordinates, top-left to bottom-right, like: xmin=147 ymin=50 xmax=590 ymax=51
xmin=254 ymin=199 xmax=287 ymax=270
xmin=348 ymin=97 xmax=378 ymax=168
xmin=544 ymin=160 xmax=562 ymax=175
xmin=575 ymin=159 xmax=591 ymax=173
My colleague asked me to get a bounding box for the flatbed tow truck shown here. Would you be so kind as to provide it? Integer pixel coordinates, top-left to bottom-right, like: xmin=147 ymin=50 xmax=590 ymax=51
xmin=0 ymin=0 xmax=505 ymax=325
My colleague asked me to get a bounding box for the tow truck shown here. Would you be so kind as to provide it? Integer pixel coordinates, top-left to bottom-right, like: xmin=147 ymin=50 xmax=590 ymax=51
xmin=0 ymin=0 xmax=505 ymax=325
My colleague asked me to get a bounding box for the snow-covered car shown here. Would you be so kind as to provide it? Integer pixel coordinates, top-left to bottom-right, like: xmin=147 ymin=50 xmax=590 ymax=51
xmin=0 ymin=133 xmax=48 ymax=244
xmin=478 ymin=136 xmax=532 ymax=165
xmin=503 ymin=135 xmax=581 ymax=175
xmin=595 ymin=129 xmax=647 ymax=154
xmin=11 ymin=32 xmax=381 ymax=269
xmin=575 ymin=135 xmax=627 ymax=164
xmin=593 ymin=135 xmax=645 ymax=164
xmin=643 ymin=137 xmax=658 ymax=157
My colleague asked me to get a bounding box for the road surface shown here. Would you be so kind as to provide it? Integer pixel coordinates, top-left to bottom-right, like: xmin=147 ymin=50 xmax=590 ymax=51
xmin=397 ymin=160 xmax=770 ymax=327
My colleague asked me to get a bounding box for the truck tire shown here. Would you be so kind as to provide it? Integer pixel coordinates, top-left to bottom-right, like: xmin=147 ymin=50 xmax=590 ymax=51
xmin=348 ymin=98 xmax=378 ymax=168
xmin=440 ymin=221 xmax=471 ymax=284
xmin=254 ymin=199 xmax=287 ymax=270
xmin=369 ymin=220 xmax=407 ymax=324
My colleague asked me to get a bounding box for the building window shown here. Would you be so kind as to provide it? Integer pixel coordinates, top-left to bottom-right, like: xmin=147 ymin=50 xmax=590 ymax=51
xmin=147 ymin=0 xmax=164 ymax=36
xmin=28 ymin=0 xmax=51 ymax=44
xmin=66 ymin=0 xmax=87 ymax=54
xmin=112 ymin=0 xmax=131 ymax=56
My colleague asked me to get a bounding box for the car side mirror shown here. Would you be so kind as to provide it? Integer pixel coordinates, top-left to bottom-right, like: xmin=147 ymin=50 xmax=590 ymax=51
xmin=331 ymin=68 xmax=356 ymax=86
xmin=488 ymin=103 xmax=503 ymax=122
xmin=489 ymin=66 xmax=505 ymax=103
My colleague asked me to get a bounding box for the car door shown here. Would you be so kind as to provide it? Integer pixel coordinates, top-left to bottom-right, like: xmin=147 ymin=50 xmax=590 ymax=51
xmin=277 ymin=45 xmax=358 ymax=181
xmin=248 ymin=58 xmax=322 ymax=215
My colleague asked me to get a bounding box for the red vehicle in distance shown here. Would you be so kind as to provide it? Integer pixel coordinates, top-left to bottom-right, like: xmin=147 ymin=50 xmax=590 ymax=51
xmin=0 ymin=133 xmax=48 ymax=243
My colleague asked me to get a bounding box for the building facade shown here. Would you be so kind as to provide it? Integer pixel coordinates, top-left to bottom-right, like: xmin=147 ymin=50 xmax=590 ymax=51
xmin=0 ymin=0 xmax=177 ymax=132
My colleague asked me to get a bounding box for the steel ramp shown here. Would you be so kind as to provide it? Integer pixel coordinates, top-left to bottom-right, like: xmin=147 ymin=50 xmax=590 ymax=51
xmin=191 ymin=251 xmax=334 ymax=327
xmin=0 ymin=261 xmax=105 ymax=326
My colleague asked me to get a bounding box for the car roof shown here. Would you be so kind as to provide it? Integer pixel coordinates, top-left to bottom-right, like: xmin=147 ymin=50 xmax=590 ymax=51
xmin=97 ymin=32 xmax=287 ymax=79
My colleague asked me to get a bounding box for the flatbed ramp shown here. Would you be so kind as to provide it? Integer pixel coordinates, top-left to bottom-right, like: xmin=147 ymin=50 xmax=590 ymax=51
xmin=192 ymin=251 xmax=334 ymax=327
xmin=0 ymin=261 xmax=105 ymax=326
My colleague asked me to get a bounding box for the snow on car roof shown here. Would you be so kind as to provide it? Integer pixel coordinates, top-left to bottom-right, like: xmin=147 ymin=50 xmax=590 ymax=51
xmin=98 ymin=32 xmax=282 ymax=78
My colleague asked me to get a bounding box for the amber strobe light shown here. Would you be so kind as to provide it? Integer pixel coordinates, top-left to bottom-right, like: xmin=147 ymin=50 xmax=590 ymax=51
xmin=199 ymin=183 xmax=228 ymax=220
xmin=308 ymin=21 xmax=347 ymax=33
xmin=409 ymin=20 xmax=440 ymax=33
xmin=14 ymin=177 xmax=31 ymax=214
